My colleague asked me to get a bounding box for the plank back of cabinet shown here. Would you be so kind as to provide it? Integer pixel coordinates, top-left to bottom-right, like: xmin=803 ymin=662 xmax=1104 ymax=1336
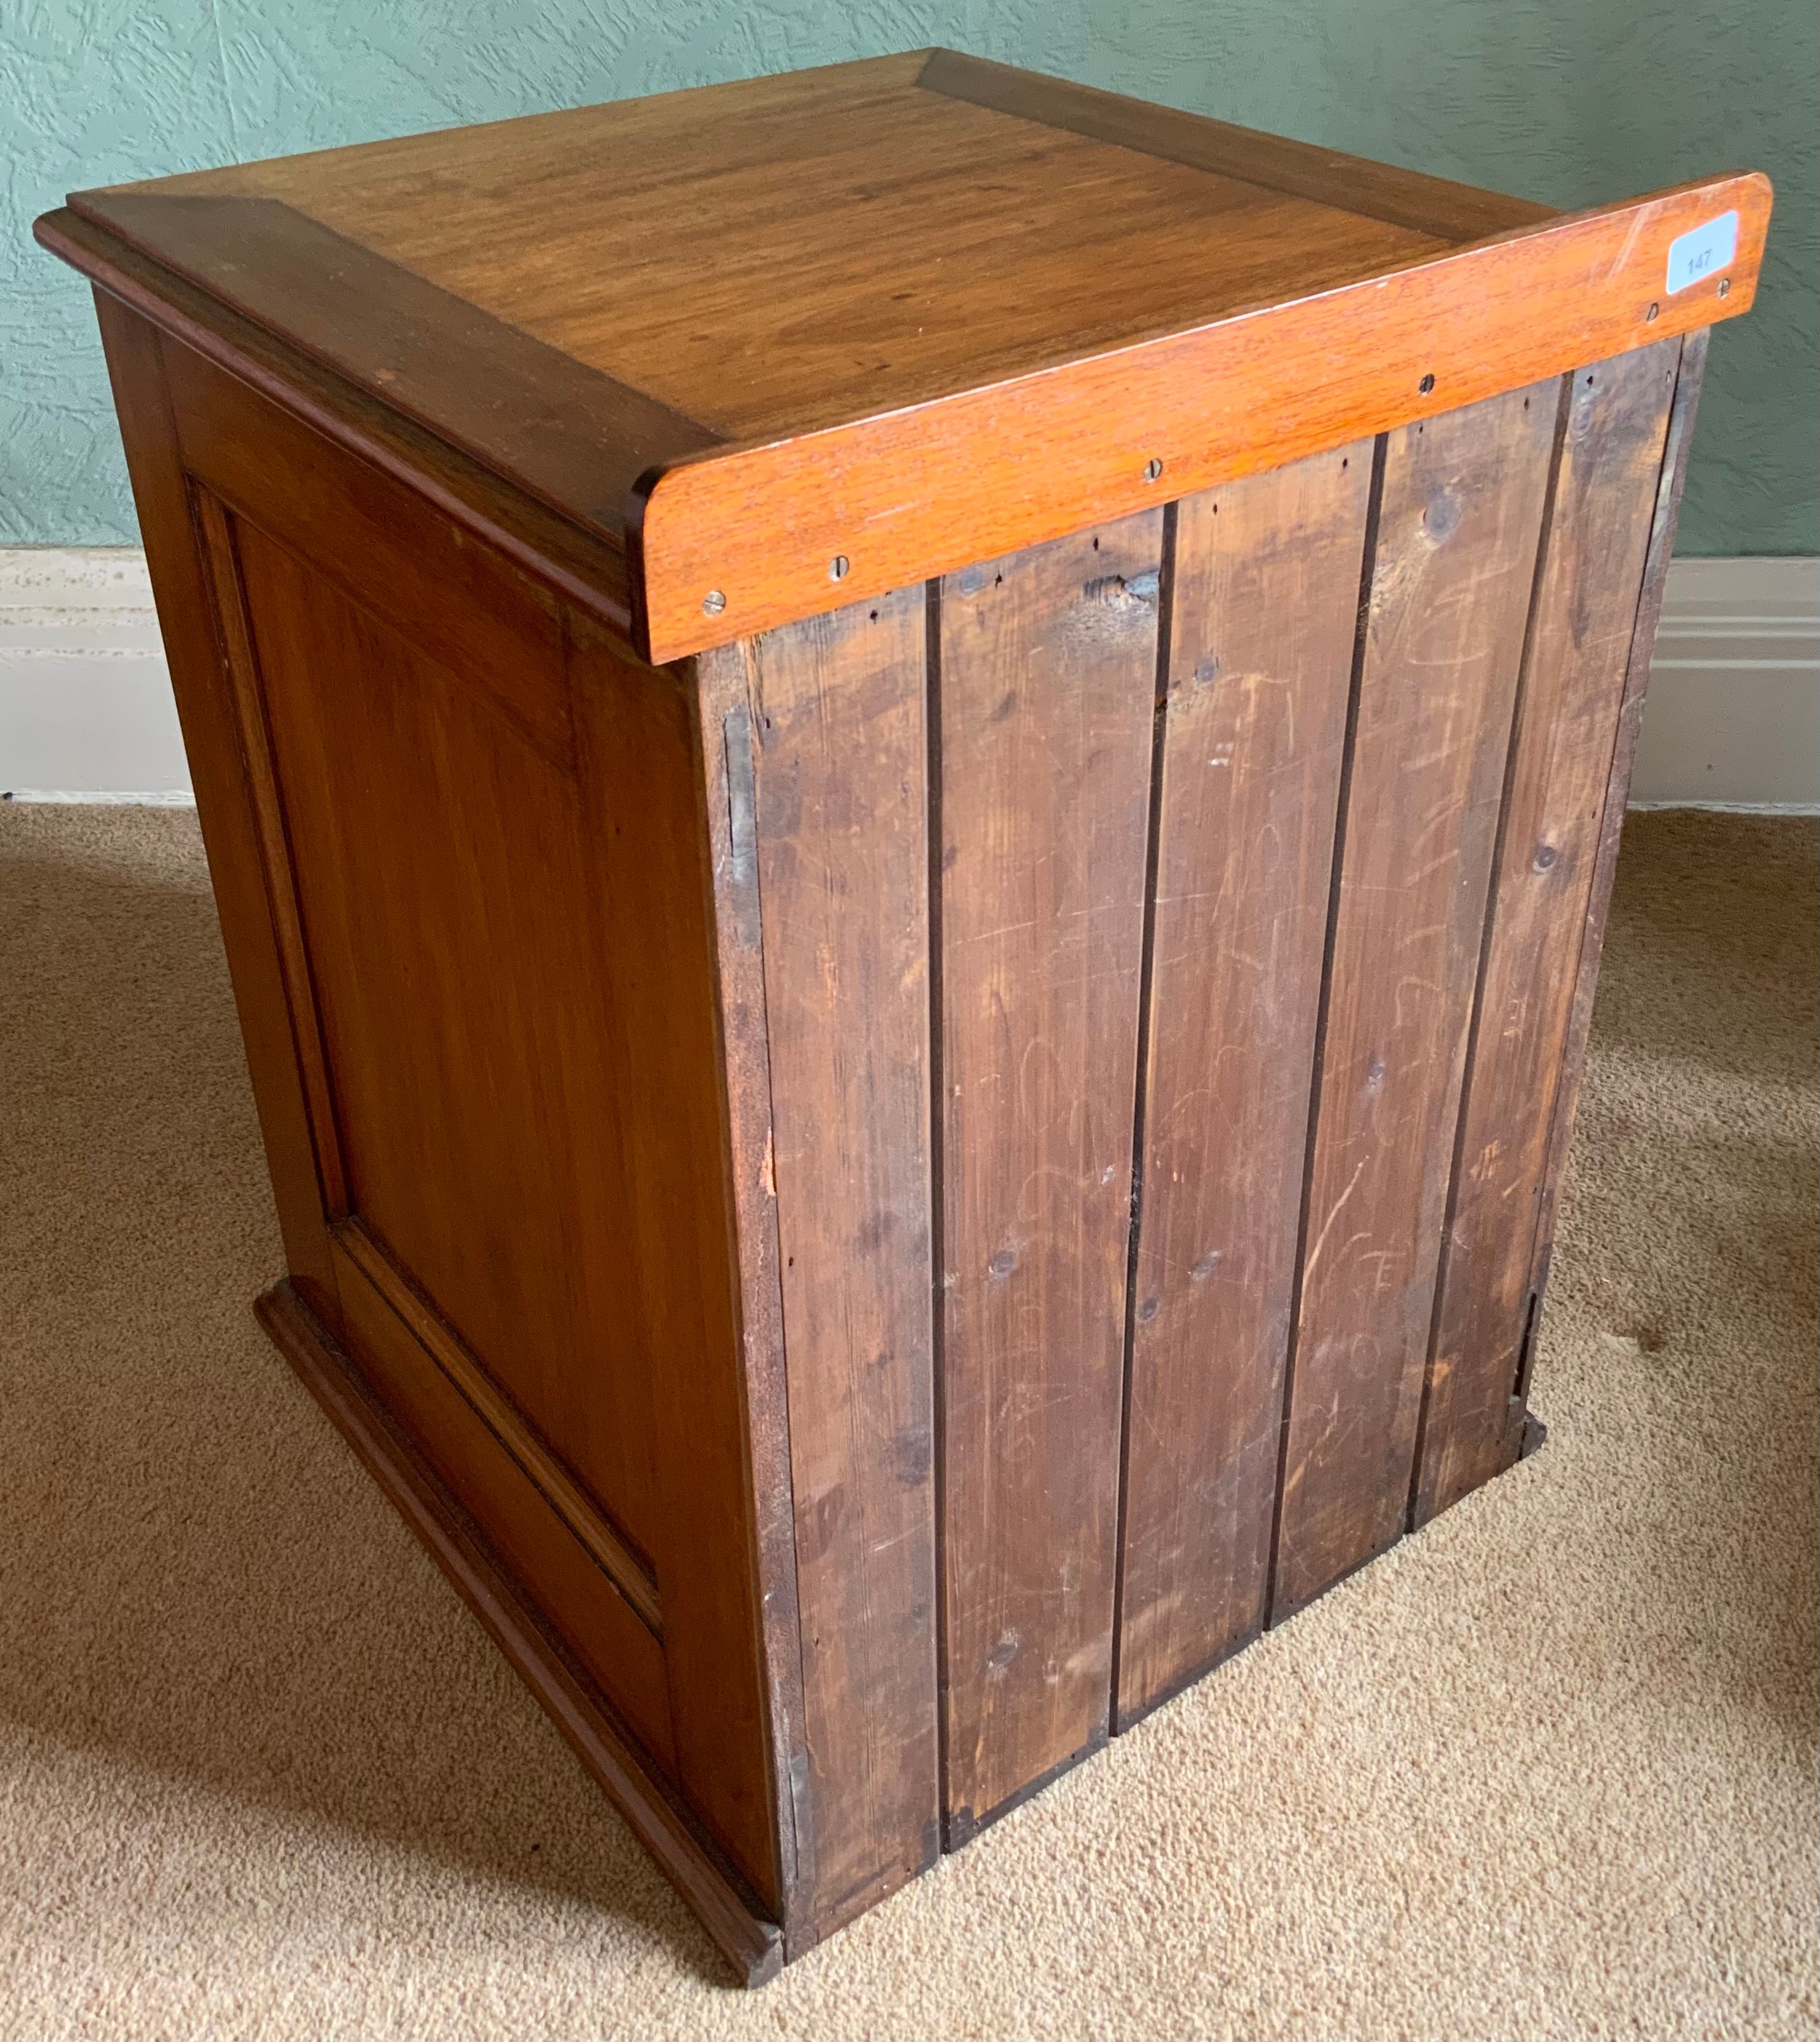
xmin=705 ymin=332 xmax=1697 ymax=1936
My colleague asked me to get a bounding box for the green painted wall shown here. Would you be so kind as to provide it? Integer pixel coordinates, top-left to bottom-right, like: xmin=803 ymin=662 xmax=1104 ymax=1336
xmin=4 ymin=1 xmax=1814 ymax=553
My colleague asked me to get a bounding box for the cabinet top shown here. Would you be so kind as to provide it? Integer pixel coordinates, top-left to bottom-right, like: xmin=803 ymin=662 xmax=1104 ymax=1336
xmin=39 ymin=50 xmax=1768 ymax=662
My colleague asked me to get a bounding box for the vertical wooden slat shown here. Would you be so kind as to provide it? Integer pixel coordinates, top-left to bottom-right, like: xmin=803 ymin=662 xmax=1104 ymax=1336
xmin=740 ymin=590 xmax=941 ymax=1938
xmin=1270 ymin=381 xmax=1557 ymax=1621
xmin=938 ymin=514 xmax=1161 ymax=1835
xmin=1115 ymin=442 xmax=1371 ymax=1723
xmin=1503 ymin=331 xmax=1710 ymax=1471
xmin=688 ymin=642 xmax=810 ymax=1939
xmin=1412 ymin=339 xmax=1682 ymax=1524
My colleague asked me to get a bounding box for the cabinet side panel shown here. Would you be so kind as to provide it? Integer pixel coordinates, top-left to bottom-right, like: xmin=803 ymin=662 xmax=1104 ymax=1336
xmin=157 ymin=333 xmax=780 ymax=1910
xmin=938 ymin=514 xmax=1161 ymax=1835
xmin=1115 ymin=443 xmax=1369 ymax=1722
xmin=223 ymin=514 xmax=665 ymax=1564
xmin=1412 ymin=340 xmax=1680 ymax=1524
xmin=90 ymin=293 xmax=339 ymax=1323
xmin=567 ymin=620 xmax=784 ymax=1910
xmin=739 ymin=590 xmax=941 ymax=1939
xmin=329 ymin=1231 xmax=676 ymax=1765
xmin=1270 ymin=381 xmax=1557 ymax=1621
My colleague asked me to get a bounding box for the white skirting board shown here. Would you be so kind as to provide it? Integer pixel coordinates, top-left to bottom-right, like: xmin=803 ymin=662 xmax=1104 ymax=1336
xmin=2 ymin=548 xmax=1816 ymax=811
xmin=1 ymin=550 xmax=192 ymax=804
xmin=1629 ymin=557 xmax=1819 ymax=810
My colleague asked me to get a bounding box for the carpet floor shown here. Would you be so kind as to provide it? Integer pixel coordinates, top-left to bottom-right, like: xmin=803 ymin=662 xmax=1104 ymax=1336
xmin=0 ymin=803 xmax=1813 ymax=2041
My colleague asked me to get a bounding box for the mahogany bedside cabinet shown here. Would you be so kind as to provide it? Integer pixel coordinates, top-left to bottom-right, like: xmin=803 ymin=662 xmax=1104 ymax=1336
xmin=38 ymin=50 xmax=1768 ymax=1982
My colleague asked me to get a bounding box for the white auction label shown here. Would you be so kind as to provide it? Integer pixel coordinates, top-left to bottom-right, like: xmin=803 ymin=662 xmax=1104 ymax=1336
xmin=1665 ymin=211 xmax=1738 ymax=295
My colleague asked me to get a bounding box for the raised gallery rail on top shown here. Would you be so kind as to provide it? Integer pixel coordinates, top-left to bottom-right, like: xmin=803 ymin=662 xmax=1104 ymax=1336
xmin=631 ymin=172 xmax=1765 ymax=660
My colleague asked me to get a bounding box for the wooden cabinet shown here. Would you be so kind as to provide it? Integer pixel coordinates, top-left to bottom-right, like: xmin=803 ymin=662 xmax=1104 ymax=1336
xmin=39 ymin=50 xmax=1768 ymax=1982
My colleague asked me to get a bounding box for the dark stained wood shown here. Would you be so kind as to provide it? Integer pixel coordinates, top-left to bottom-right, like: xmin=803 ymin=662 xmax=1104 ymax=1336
xmin=1115 ymin=443 xmax=1370 ymax=1722
xmin=685 ymin=641 xmax=812 ymax=1946
xmin=165 ymin=341 xmax=579 ymax=769
xmin=1502 ymin=329 xmax=1711 ymax=1469
xmin=1270 ymin=381 xmax=1558 ymax=1621
xmin=735 ymin=590 xmax=942 ymax=1939
xmin=333 ymin=1216 xmax=661 ymax=1634
xmin=255 ymin=1280 xmax=783 ymax=1988
xmin=191 ymin=489 xmax=348 ymax=1222
xmin=938 ymin=515 xmax=1161 ymax=1835
xmin=916 ymin=49 xmax=1556 ymax=241
xmin=1411 ymin=340 xmax=1680 ymax=1524
xmin=562 ymin=620 xmax=786 ymax=1909
xmin=91 ymin=296 xmax=341 ymax=1328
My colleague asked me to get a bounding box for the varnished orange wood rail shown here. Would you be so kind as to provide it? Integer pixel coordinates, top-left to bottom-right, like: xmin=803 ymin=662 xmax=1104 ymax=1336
xmin=633 ymin=172 xmax=1767 ymax=661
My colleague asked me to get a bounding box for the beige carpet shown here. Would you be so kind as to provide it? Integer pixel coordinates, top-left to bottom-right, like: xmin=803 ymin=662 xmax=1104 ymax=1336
xmin=1 ymin=802 xmax=1813 ymax=2041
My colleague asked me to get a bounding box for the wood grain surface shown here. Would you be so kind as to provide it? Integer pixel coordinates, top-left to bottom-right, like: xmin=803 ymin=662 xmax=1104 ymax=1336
xmin=1115 ymin=443 xmax=1371 ymax=1722
xmin=637 ymin=171 xmax=1762 ymax=659
xmin=918 ymin=50 xmax=1554 ymax=241
xmin=1504 ymin=330 xmax=1710 ymax=1471
xmin=743 ymin=591 xmax=943 ymax=1939
xmin=1411 ymin=340 xmax=1680 ymax=1524
xmin=1270 ymin=381 xmax=1557 ymax=1620
xmin=256 ymin=1281 xmax=784 ymax=1987
xmin=225 ymin=509 xmax=665 ymax=1567
xmin=158 ymin=348 xmax=784 ymax=1908
xmin=936 ymin=515 xmax=1162 ymax=1835
xmin=82 ymin=208 xmax=1716 ymax=1966
xmin=39 ymin=52 xmax=1767 ymax=662
xmin=68 ymin=50 xmax=1441 ymax=443
xmin=685 ymin=641 xmax=812 ymax=1943
xmin=327 ymin=1230 xmax=677 ymax=1768
xmin=51 ymin=213 xmax=637 ymax=634
xmin=92 ymin=298 xmax=344 ymax=1328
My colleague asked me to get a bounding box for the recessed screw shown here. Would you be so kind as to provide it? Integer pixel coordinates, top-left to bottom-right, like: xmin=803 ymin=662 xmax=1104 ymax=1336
xmin=1418 ymin=373 xmax=1436 ymax=395
xmin=1144 ymin=456 xmax=1165 ymax=481
xmin=702 ymin=589 xmax=726 ymax=616
xmin=1717 ymin=277 xmax=1731 ymax=298
xmin=1645 ymin=301 xmax=1661 ymax=322
xmin=829 ymin=555 xmax=850 ymax=581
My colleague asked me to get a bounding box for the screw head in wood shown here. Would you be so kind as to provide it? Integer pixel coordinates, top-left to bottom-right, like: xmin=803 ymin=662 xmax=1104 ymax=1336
xmin=829 ymin=554 xmax=850 ymax=581
xmin=1645 ymin=301 xmax=1661 ymax=322
xmin=1418 ymin=373 xmax=1436 ymax=394
xmin=1144 ymin=456 xmax=1165 ymax=481
xmin=702 ymin=589 xmax=726 ymax=615
xmin=1717 ymin=277 xmax=1731 ymax=298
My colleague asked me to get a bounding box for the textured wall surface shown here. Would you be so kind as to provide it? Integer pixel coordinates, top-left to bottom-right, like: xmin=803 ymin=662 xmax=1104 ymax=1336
xmin=3 ymin=0 xmax=1814 ymax=553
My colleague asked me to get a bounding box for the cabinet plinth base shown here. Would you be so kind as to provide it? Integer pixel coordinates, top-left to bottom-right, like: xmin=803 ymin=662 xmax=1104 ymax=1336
xmin=253 ymin=1281 xmax=783 ymax=1988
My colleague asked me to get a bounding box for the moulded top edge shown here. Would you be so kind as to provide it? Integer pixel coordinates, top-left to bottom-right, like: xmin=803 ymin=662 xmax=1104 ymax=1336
xmin=31 ymin=50 xmax=1771 ymax=663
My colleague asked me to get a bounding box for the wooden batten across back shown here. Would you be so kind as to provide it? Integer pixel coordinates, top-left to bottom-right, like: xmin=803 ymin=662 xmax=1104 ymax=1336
xmin=708 ymin=333 xmax=1707 ymax=1932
